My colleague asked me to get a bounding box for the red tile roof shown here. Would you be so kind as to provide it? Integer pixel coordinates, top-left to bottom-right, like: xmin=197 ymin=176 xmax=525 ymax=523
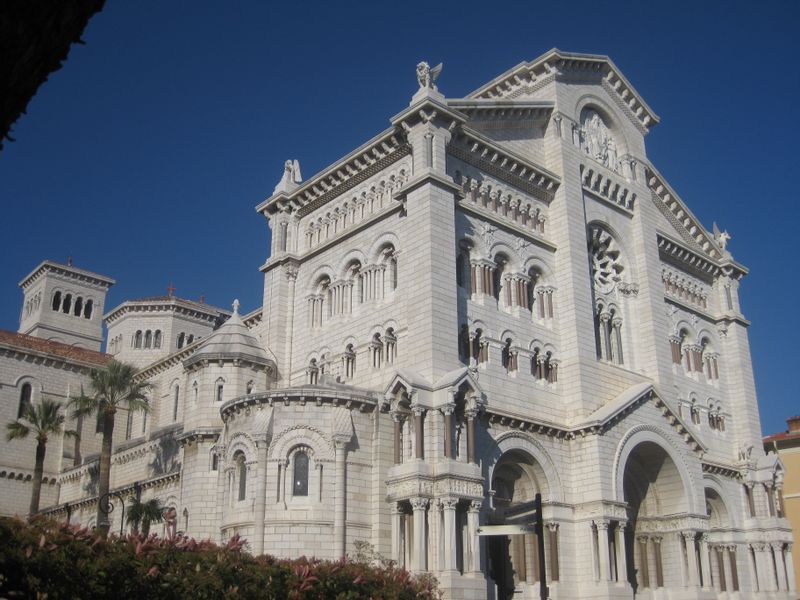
xmin=0 ymin=329 xmax=110 ymax=366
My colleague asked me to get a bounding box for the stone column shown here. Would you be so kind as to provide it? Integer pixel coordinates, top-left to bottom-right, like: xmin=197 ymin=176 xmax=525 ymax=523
xmin=466 ymin=408 xmax=477 ymax=464
xmin=684 ymin=532 xmax=700 ymax=586
xmin=727 ymin=545 xmax=740 ymax=591
xmin=637 ymin=536 xmax=650 ymax=588
xmin=547 ymin=523 xmax=560 ymax=581
xmin=615 ymin=523 xmax=628 ymax=584
xmin=413 ymin=406 xmax=425 ymax=460
xmin=467 ymin=500 xmax=482 ymax=574
xmin=442 ymin=498 xmax=458 ymax=572
xmin=333 ymin=439 xmax=347 ymax=559
xmin=596 ymin=521 xmax=610 ymax=581
xmin=716 ymin=546 xmax=728 ymax=592
xmin=773 ymin=543 xmax=788 ymax=591
xmin=785 ymin=543 xmax=796 ymax=593
xmin=442 ymin=404 xmax=454 ymax=459
xmin=410 ymin=497 xmax=429 ymax=572
xmin=652 ymin=536 xmax=664 ymax=587
xmin=391 ymin=504 xmax=403 ymax=564
xmin=428 ymin=500 xmax=441 ymax=572
xmin=392 ymin=413 xmax=403 ymax=464
xmin=252 ymin=440 xmax=269 ymax=555
xmin=699 ymin=533 xmax=711 ymax=588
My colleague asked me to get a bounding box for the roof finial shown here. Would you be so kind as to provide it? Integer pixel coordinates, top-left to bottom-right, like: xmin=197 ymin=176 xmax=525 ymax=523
xmin=67 ymin=256 xmax=73 ymax=267
xmin=232 ymin=299 xmax=240 ymax=315
xmin=199 ymin=294 xmax=205 ymax=304
xmin=167 ymin=281 xmax=176 ymax=297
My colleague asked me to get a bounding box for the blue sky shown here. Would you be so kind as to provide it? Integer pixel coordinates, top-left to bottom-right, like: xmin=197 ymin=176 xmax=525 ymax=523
xmin=1 ymin=1 xmax=797 ymax=435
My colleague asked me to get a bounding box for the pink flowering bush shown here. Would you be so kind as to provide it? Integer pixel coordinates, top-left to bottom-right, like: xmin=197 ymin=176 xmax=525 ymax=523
xmin=0 ymin=516 xmax=440 ymax=599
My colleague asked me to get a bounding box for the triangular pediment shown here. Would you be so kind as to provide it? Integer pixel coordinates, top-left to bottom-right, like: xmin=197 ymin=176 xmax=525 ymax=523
xmin=575 ymin=383 xmax=706 ymax=455
xmin=467 ymin=48 xmax=659 ymax=134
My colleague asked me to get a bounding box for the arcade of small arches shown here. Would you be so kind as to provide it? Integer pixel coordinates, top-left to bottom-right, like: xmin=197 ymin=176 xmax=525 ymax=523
xmin=49 ymin=290 xmax=94 ymax=320
xmin=300 ymin=167 xmax=410 ymax=251
xmin=679 ymin=396 xmax=727 ymax=433
xmin=456 ymin=243 xmax=555 ymax=324
xmin=306 ymin=243 xmax=398 ymax=329
xmin=670 ymin=327 xmax=721 ymax=384
xmin=459 ymin=325 xmax=559 ymax=383
xmin=306 ymin=327 xmax=397 ymax=384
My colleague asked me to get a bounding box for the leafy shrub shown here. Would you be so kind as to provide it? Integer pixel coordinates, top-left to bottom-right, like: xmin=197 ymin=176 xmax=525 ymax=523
xmin=0 ymin=516 xmax=440 ymax=599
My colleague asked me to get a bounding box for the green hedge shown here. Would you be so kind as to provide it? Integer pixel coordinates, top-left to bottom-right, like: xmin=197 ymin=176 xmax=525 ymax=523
xmin=0 ymin=517 xmax=439 ymax=599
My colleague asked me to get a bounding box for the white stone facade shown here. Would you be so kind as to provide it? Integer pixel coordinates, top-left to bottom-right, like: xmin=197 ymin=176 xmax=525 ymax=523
xmin=2 ymin=50 xmax=795 ymax=599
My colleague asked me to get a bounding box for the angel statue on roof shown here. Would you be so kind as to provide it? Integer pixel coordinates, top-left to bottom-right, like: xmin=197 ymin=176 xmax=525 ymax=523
xmin=273 ymin=159 xmax=303 ymax=194
xmin=416 ymin=61 xmax=443 ymax=89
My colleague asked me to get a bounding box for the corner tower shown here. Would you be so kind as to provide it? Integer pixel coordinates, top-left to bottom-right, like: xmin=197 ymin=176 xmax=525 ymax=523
xmin=18 ymin=260 xmax=114 ymax=351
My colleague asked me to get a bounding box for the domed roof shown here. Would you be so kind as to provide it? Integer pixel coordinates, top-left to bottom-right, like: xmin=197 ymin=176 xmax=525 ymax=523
xmin=183 ymin=300 xmax=271 ymax=367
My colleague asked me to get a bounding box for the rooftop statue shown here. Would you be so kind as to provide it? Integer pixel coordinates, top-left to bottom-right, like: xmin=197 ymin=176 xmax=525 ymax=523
xmin=416 ymin=61 xmax=443 ymax=90
xmin=273 ymin=159 xmax=303 ymax=195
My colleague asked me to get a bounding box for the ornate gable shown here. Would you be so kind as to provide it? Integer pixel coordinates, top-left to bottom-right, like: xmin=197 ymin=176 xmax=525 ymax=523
xmin=467 ymin=48 xmax=659 ymax=134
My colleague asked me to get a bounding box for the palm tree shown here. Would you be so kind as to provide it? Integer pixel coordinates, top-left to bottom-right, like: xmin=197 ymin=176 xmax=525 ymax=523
xmin=6 ymin=397 xmax=76 ymax=515
xmin=126 ymin=497 xmax=165 ymax=536
xmin=70 ymin=360 xmax=151 ymax=536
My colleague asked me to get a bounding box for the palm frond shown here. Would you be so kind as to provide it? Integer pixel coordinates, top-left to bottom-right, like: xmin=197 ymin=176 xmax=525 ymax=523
xmin=6 ymin=420 xmax=30 ymax=441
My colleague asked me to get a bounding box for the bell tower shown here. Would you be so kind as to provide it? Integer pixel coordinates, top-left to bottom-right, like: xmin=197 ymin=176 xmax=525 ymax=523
xmin=18 ymin=260 xmax=115 ymax=351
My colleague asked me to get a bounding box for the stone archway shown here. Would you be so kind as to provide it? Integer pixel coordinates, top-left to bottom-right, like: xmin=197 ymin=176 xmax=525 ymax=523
xmin=488 ymin=449 xmax=550 ymax=600
xmin=622 ymin=440 xmax=689 ymax=592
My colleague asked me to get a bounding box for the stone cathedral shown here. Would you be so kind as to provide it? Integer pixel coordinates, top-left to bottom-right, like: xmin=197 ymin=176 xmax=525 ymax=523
xmin=0 ymin=49 xmax=794 ymax=599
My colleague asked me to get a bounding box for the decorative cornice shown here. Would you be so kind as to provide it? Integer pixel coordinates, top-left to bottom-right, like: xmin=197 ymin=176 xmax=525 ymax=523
xmin=449 ymin=127 xmax=559 ymax=202
xmin=702 ymin=462 xmax=743 ymax=480
xmin=657 ymin=233 xmax=721 ymax=279
xmin=19 ymin=260 xmax=115 ymax=290
xmin=221 ymin=387 xmax=379 ymax=421
xmin=647 ymin=165 xmax=733 ymax=263
xmin=256 ymin=128 xmax=409 ymax=218
xmin=104 ymin=298 xmax=229 ymax=325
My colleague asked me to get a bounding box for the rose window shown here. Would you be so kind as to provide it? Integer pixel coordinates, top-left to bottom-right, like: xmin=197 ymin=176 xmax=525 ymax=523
xmin=588 ymin=226 xmax=624 ymax=293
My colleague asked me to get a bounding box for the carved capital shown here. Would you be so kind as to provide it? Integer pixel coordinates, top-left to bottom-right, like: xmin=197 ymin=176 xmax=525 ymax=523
xmin=410 ymin=497 xmax=429 ymax=511
xmin=469 ymin=500 xmax=483 ymax=513
xmin=441 ymin=498 xmax=458 ymax=510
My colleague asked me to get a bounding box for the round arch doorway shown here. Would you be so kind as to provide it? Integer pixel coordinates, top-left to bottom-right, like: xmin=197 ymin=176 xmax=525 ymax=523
xmin=622 ymin=440 xmax=689 ymax=592
xmin=488 ymin=449 xmax=551 ymax=600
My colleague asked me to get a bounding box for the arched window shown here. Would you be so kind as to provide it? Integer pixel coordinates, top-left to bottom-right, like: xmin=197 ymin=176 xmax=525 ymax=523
xmin=172 ymin=385 xmax=180 ymax=421
xmin=187 ymin=334 xmax=194 ymax=344
xmin=307 ymin=359 xmax=319 ymax=385
xmin=501 ymin=338 xmax=516 ymax=373
xmin=234 ymin=451 xmax=247 ymax=501
xmin=343 ymin=344 xmax=356 ymax=379
xmin=471 ymin=328 xmax=488 ymax=365
xmin=177 ymin=332 xmax=185 ymax=349
xmin=371 ymin=333 xmax=383 ymax=368
xmin=385 ymin=328 xmax=397 ymax=364
xmin=153 ymin=330 xmax=162 ymax=349
xmin=192 ymin=381 xmax=198 ymax=404
xmin=17 ymin=383 xmax=32 ymax=419
xmin=51 ymin=291 xmax=62 ymax=311
xmin=134 ymin=330 xmax=143 ymax=349
xmin=144 ymin=330 xmax=152 ymax=349
xmin=216 ymin=380 xmax=224 ymax=403
xmin=83 ymin=299 xmax=93 ymax=319
xmin=246 ymin=380 xmax=254 ymax=394
xmin=62 ymin=294 xmax=72 ymax=314
xmin=73 ymin=296 xmax=83 ymax=317
xmin=293 ymin=451 xmax=309 ymax=497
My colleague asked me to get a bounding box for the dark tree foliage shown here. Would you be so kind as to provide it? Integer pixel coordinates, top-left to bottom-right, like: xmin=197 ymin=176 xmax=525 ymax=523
xmin=0 ymin=0 xmax=105 ymax=148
